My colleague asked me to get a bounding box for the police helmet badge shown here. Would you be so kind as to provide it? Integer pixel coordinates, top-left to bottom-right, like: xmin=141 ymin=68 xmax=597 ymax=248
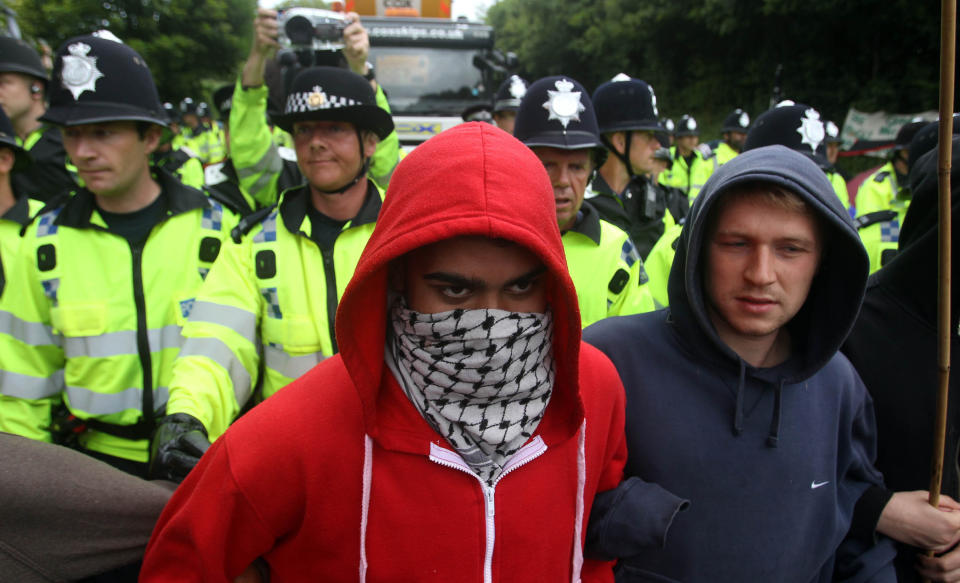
xmin=543 ymin=78 xmax=584 ymax=128
xmin=307 ymin=86 xmax=327 ymax=110
xmin=686 ymin=117 xmax=697 ymax=131
xmin=826 ymin=120 xmax=840 ymax=139
xmin=797 ymin=108 xmax=825 ymax=152
xmin=508 ymin=76 xmax=527 ymax=100
xmin=739 ymin=111 xmax=750 ymax=128
xmin=649 ymin=85 xmax=659 ymax=117
xmin=61 ymin=42 xmax=104 ymax=100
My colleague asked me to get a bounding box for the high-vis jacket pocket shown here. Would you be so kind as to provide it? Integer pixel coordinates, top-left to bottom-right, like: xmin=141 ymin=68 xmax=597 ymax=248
xmin=50 ymin=302 xmax=108 ymax=337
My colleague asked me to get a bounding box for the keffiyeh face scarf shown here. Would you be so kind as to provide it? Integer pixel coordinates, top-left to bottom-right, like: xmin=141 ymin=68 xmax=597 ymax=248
xmin=386 ymin=295 xmax=555 ymax=486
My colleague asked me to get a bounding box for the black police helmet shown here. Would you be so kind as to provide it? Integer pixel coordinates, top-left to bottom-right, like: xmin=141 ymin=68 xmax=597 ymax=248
xmin=894 ymin=119 xmax=927 ymax=149
xmin=674 ymin=114 xmax=700 ymax=137
xmin=0 ymin=107 xmax=29 ymax=171
xmin=41 ymin=35 xmax=167 ymax=127
xmin=180 ymin=97 xmax=199 ymax=116
xmin=162 ymin=101 xmax=179 ymax=124
xmin=743 ymin=102 xmax=828 ymax=169
xmin=213 ymin=84 xmax=234 ymax=122
xmin=493 ymin=75 xmax=528 ymax=113
xmin=275 ymin=66 xmax=394 ymax=140
xmin=592 ymin=75 xmax=662 ymax=134
xmin=908 ymin=114 xmax=960 ymax=173
xmin=720 ymin=108 xmax=751 ymax=134
xmin=0 ymin=37 xmax=48 ymax=83
xmin=824 ymin=120 xmax=842 ymax=144
xmin=514 ymin=76 xmax=604 ymax=150
xmin=461 ymin=103 xmax=493 ymax=124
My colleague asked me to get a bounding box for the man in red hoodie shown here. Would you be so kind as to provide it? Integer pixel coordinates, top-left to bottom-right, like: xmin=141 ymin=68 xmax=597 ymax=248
xmin=139 ymin=123 xmax=659 ymax=582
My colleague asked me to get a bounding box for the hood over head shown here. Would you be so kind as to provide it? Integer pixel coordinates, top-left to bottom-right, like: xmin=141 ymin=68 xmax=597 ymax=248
xmin=336 ymin=122 xmax=584 ymax=434
xmin=667 ymin=145 xmax=868 ymax=383
xmin=875 ymin=136 xmax=960 ymax=329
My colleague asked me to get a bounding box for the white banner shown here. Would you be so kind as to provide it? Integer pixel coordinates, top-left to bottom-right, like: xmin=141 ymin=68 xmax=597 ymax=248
xmin=841 ymin=107 xmax=938 ymax=156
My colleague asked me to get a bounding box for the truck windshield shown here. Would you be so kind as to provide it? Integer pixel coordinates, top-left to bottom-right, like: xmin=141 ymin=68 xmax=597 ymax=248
xmin=371 ymin=46 xmax=487 ymax=116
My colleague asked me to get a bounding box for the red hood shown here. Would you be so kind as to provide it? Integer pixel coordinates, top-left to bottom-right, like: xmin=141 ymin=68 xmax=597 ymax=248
xmin=336 ymin=122 xmax=584 ymax=438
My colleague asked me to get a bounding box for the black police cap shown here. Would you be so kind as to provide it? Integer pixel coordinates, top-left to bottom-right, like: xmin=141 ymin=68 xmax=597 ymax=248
xmin=41 ymin=35 xmax=167 ymax=127
xmin=493 ymin=75 xmax=528 ymax=113
xmin=592 ymin=76 xmax=662 ymax=135
xmin=213 ymin=84 xmax=235 ymax=121
xmin=514 ymin=76 xmax=604 ymax=151
xmin=743 ymin=103 xmax=828 ymax=169
xmin=674 ymin=114 xmax=700 ymax=137
xmin=894 ymin=119 xmax=927 ymax=149
xmin=720 ymin=108 xmax=751 ymax=134
xmin=275 ymin=66 xmax=394 ymax=140
xmin=0 ymin=37 xmax=47 ymax=82
xmin=907 ymin=114 xmax=960 ymax=173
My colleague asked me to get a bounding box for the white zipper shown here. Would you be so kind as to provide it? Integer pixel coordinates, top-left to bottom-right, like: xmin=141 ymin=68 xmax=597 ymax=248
xmin=429 ymin=438 xmax=548 ymax=583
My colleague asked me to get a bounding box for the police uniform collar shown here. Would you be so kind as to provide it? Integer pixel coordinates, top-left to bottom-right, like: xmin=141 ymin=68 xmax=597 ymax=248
xmin=566 ymin=200 xmax=602 ymax=245
xmin=1 ymin=193 xmax=32 ymax=226
xmin=278 ymin=181 xmax=381 ymax=236
xmin=589 ymin=173 xmax=617 ymax=198
xmin=55 ymin=166 xmax=210 ymax=228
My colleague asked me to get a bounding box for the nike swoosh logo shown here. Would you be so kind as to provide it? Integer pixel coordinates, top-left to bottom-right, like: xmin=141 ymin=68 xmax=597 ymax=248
xmin=810 ymin=480 xmax=830 ymax=489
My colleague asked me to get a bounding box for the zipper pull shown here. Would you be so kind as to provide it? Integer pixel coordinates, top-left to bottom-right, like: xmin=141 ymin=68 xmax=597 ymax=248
xmin=485 ymin=487 xmax=495 ymax=518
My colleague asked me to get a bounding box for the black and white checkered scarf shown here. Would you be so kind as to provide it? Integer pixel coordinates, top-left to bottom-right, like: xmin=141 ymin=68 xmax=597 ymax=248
xmin=386 ymin=296 xmax=555 ymax=486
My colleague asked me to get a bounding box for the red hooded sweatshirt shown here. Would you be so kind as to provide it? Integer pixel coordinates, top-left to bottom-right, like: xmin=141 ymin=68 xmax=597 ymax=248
xmin=141 ymin=123 xmax=627 ymax=582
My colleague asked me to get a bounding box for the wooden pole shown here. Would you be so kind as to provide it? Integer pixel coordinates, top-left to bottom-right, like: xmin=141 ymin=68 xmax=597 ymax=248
xmin=927 ymin=0 xmax=956 ymax=511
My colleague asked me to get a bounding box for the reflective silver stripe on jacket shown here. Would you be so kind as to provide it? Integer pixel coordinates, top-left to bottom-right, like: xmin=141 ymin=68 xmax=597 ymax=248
xmin=0 ymin=369 xmax=64 ymax=400
xmin=235 ymin=142 xmax=281 ymax=196
xmin=0 ymin=310 xmax=60 ymax=347
xmin=187 ymin=301 xmax=257 ymax=344
xmin=177 ymin=335 xmax=253 ymax=404
xmin=62 ymin=325 xmax=183 ymax=359
xmin=264 ymin=345 xmax=326 ymax=380
xmin=65 ymin=384 xmax=169 ymax=416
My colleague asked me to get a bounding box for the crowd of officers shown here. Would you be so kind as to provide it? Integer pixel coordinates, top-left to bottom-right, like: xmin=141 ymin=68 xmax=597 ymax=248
xmin=0 ymin=6 xmax=955 ymax=575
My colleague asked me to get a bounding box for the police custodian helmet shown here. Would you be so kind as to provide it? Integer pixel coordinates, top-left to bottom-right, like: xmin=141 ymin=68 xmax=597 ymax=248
xmin=514 ymin=76 xmax=605 ymax=157
xmin=592 ymin=74 xmax=662 ymax=135
xmin=275 ymin=66 xmax=394 ymax=140
xmin=743 ymin=101 xmax=829 ymax=169
xmin=674 ymin=114 xmax=700 ymax=137
xmin=40 ymin=35 xmax=168 ymax=127
xmin=493 ymin=75 xmax=528 ymax=113
xmin=0 ymin=37 xmax=48 ymax=83
xmin=720 ymin=108 xmax=751 ymax=134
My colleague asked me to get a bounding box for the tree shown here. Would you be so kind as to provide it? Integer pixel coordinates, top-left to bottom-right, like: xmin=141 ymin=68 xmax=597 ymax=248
xmin=11 ymin=0 xmax=256 ymax=101
xmin=487 ymin=0 xmax=946 ymax=137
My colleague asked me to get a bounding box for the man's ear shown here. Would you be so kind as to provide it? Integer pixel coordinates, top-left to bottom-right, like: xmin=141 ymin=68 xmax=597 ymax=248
xmin=143 ymin=125 xmax=164 ymax=154
xmin=608 ymin=131 xmax=627 ymax=156
xmin=362 ymin=131 xmax=379 ymax=159
xmin=0 ymin=148 xmax=14 ymax=174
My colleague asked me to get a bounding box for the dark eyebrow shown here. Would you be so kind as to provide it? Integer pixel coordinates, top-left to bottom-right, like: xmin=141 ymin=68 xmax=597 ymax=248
xmin=422 ymin=265 xmax=547 ymax=288
xmin=506 ymin=264 xmax=548 ymax=287
xmin=422 ymin=272 xmax=484 ymax=288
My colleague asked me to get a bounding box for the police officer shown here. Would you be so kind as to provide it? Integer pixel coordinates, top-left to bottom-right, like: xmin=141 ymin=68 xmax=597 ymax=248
xmin=176 ymin=97 xmax=224 ymax=166
xmin=151 ymin=102 xmax=205 ymax=189
xmin=855 ymin=118 xmax=927 ymax=272
xmin=0 ymin=106 xmax=46 ymax=292
xmin=587 ymin=74 xmax=686 ymax=260
xmin=715 ymin=108 xmax=750 ymax=165
xmin=824 ymin=119 xmax=845 ymax=171
xmin=231 ymin=7 xmax=399 ymax=208
xmin=0 ymin=35 xmax=239 ymax=476
xmin=0 ymin=36 xmax=76 ymax=202
xmin=199 ymin=83 xmax=265 ymax=217
xmin=151 ymin=65 xmax=395 ymax=482
xmin=491 ymin=74 xmax=528 ymax=135
xmin=658 ymin=113 xmax=717 ymax=202
xmin=513 ymin=75 xmax=655 ymax=327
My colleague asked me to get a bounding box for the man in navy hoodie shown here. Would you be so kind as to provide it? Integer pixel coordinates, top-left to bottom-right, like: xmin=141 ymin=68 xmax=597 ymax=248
xmin=584 ymin=145 xmax=896 ymax=581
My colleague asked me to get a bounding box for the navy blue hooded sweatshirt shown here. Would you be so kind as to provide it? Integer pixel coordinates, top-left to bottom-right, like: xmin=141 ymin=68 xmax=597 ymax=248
xmin=584 ymin=145 xmax=896 ymax=582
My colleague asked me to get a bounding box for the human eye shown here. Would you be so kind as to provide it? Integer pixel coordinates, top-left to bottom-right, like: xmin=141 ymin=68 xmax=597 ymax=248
xmin=440 ymin=284 xmax=471 ymax=299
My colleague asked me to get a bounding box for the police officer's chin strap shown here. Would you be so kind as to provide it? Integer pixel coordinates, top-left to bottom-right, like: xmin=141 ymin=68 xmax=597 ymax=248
xmin=315 ymin=129 xmax=371 ymax=195
xmin=604 ymin=131 xmax=640 ymax=181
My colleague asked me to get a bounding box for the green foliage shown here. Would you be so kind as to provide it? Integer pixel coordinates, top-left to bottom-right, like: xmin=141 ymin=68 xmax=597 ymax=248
xmin=11 ymin=0 xmax=256 ymax=102
xmin=488 ymin=0 xmax=947 ymax=140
